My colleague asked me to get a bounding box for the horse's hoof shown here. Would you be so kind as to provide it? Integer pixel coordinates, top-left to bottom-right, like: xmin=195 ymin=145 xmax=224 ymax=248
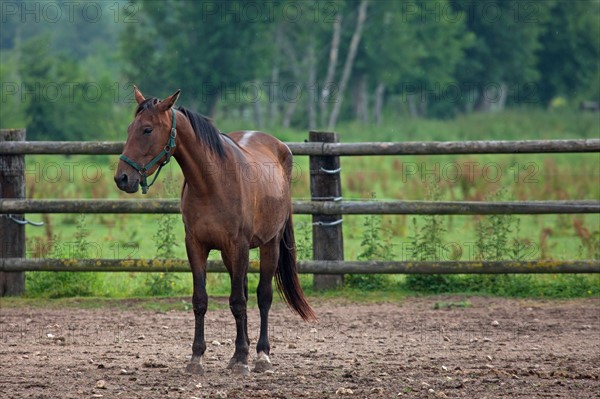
xmin=253 ymin=352 xmax=273 ymax=373
xmin=226 ymin=357 xmax=236 ymax=370
xmin=231 ymin=362 xmax=251 ymax=376
xmin=185 ymin=362 xmax=205 ymax=375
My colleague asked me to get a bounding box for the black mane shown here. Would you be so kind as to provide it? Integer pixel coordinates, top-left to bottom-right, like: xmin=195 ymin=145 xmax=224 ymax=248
xmin=135 ymin=97 xmax=225 ymax=158
xmin=177 ymin=106 xmax=226 ymax=158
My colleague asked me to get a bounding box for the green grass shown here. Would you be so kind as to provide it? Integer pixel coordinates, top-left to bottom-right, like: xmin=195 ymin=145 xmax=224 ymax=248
xmin=18 ymin=108 xmax=600 ymax=300
xmin=4 ymin=273 xmax=598 ymax=311
xmin=18 ymin=270 xmax=599 ymax=302
xmin=401 ymin=274 xmax=599 ymax=298
xmin=334 ymin=107 xmax=600 ymax=142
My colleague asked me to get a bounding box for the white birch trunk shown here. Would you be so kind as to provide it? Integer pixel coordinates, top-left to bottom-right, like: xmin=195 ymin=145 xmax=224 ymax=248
xmin=327 ymin=0 xmax=369 ymax=131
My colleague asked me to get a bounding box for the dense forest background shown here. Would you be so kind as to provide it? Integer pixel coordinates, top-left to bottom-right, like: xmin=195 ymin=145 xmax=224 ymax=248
xmin=1 ymin=0 xmax=598 ymax=140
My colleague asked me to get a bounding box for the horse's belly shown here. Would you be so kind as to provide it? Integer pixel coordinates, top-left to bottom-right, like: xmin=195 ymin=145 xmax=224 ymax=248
xmin=247 ymin=192 xmax=288 ymax=247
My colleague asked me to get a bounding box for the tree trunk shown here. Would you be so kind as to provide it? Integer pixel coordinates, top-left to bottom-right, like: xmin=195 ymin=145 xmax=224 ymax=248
xmin=418 ymin=96 xmax=427 ymax=117
xmin=320 ymin=16 xmax=342 ymax=128
xmin=407 ymin=93 xmax=419 ymax=118
xmin=373 ymin=82 xmax=385 ymax=125
xmin=307 ymin=45 xmax=317 ymax=130
xmin=355 ymin=73 xmax=369 ymax=123
xmin=475 ymin=87 xmax=489 ymax=112
xmin=474 ymin=83 xmax=507 ymax=113
xmin=495 ymin=82 xmax=507 ymax=112
xmin=351 ymin=79 xmax=359 ymax=116
xmin=277 ymin=26 xmax=303 ymax=129
xmin=206 ymin=92 xmax=220 ymax=118
xmin=282 ymin=101 xmax=299 ymax=129
xmin=268 ymin=23 xmax=284 ymax=127
xmin=252 ymin=82 xmax=264 ymax=130
xmin=327 ymin=0 xmax=369 ymax=131
xmin=267 ymin=65 xmax=280 ymax=127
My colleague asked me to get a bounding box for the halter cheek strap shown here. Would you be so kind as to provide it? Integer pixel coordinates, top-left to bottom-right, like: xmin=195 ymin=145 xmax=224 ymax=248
xmin=120 ymin=108 xmax=177 ymax=194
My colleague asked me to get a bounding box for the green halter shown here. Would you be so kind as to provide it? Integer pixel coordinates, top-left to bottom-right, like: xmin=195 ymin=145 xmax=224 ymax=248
xmin=120 ymin=108 xmax=177 ymax=194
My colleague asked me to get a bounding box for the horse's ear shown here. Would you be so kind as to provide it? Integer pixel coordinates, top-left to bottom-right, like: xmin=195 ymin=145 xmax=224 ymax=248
xmin=133 ymin=85 xmax=145 ymax=105
xmin=157 ymin=89 xmax=181 ymax=112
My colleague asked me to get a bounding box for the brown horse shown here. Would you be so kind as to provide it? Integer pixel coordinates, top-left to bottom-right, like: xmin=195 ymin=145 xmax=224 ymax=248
xmin=114 ymin=87 xmax=315 ymax=376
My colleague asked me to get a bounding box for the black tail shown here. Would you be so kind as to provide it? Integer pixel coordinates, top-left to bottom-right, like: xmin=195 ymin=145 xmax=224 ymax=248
xmin=275 ymin=216 xmax=317 ymax=322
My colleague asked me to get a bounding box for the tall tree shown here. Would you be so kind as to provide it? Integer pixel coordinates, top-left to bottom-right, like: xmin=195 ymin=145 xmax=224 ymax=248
xmin=327 ymin=0 xmax=368 ymax=130
xmin=3 ymin=1 xmax=132 ymax=137
xmin=358 ymin=0 xmax=473 ymax=120
xmin=272 ymin=0 xmax=346 ymax=129
xmin=452 ymin=0 xmax=551 ymax=112
xmin=319 ymin=16 xmax=342 ymax=127
xmin=120 ymin=0 xmax=273 ymax=116
xmin=537 ymin=0 xmax=600 ymax=104
xmin=18 ymin=36 xmax=60 ymax=139
xmin=19 ymin=35 xmax=117 ymax=140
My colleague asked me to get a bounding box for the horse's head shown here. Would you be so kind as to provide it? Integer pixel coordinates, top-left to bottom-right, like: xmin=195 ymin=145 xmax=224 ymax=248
xmin=115 ymin=86 xmax=180 ymax=194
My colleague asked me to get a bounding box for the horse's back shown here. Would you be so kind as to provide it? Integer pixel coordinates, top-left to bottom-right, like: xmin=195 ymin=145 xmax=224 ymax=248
xmin=228 ymin=131 xmax=293 ymax=179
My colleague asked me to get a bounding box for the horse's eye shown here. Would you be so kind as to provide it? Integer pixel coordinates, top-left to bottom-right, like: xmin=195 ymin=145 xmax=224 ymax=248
xmin=143 ymin=127 xmax=153 ymax=135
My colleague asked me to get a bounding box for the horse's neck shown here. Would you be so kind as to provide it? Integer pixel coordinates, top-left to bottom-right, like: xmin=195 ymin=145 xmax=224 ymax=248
xmin=173 ymin=123 xmax=229 ymax=197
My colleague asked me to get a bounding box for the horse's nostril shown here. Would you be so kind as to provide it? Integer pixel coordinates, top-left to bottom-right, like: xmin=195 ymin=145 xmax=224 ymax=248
xmin=115 ymin=173 xmax=128 ymax=186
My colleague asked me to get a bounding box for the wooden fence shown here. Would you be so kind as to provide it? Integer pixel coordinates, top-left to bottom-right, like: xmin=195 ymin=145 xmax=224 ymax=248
xmin=1 ymin=128 xmax=599 ymax=295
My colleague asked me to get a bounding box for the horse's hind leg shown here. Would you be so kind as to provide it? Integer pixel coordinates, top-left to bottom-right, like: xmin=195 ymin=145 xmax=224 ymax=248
xmin=254 ymin=237 xmax=279 ymax=372
xmin=185 ymin=241 xmax=208 ymax=375
xmin=223 ymin=245 xmax=251 ymax=376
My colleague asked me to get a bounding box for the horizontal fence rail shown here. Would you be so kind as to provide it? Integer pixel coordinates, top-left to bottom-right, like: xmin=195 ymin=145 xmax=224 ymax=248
xmin=1 ymin=199 xmax=599 ymax=215
xmin=1 ymin=133 xmax=599 ymax=296
xmin=1 ymin=139 xmax=599 ymax=155
xmin=1 ymin=258 xmax=598 ymax=274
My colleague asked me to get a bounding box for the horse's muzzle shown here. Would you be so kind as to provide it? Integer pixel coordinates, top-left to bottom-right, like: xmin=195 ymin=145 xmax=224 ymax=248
xmin=114 ymin=172 xmax=139 ymax=193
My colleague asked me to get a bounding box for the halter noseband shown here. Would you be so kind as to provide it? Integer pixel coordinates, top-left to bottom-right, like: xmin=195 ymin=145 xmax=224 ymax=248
xmin=119 ymin=107 xmax=177 ymax=194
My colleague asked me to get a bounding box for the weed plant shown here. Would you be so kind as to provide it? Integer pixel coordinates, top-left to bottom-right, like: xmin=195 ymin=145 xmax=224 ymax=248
xmin=26 ymin=214 xmax=99 ymax=297
xmin=346 ymin=214 xmax=396 ymax=290
xmin=405 ymin=178 xmax=457 ymax=292
xmin=141 ymin=176 xmax=181 ymax=296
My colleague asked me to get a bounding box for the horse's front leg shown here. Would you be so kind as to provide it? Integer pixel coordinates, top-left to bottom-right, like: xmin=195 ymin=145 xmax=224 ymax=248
xmin=185 ymin=239 xmax=209 ymax=375
xmin=223 ymin=244 xmax=251 ymax=376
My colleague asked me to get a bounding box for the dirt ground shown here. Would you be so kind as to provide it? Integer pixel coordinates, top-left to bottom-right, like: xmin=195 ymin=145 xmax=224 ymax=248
xmin=1 ymin=296 xmax=599 ymax=399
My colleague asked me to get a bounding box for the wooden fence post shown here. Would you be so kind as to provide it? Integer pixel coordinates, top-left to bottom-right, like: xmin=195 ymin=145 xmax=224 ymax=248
xmin=0 ymin=129 xmax=26 ymax=296
xmin=309 ymin=131 xmax=344 ymax=290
